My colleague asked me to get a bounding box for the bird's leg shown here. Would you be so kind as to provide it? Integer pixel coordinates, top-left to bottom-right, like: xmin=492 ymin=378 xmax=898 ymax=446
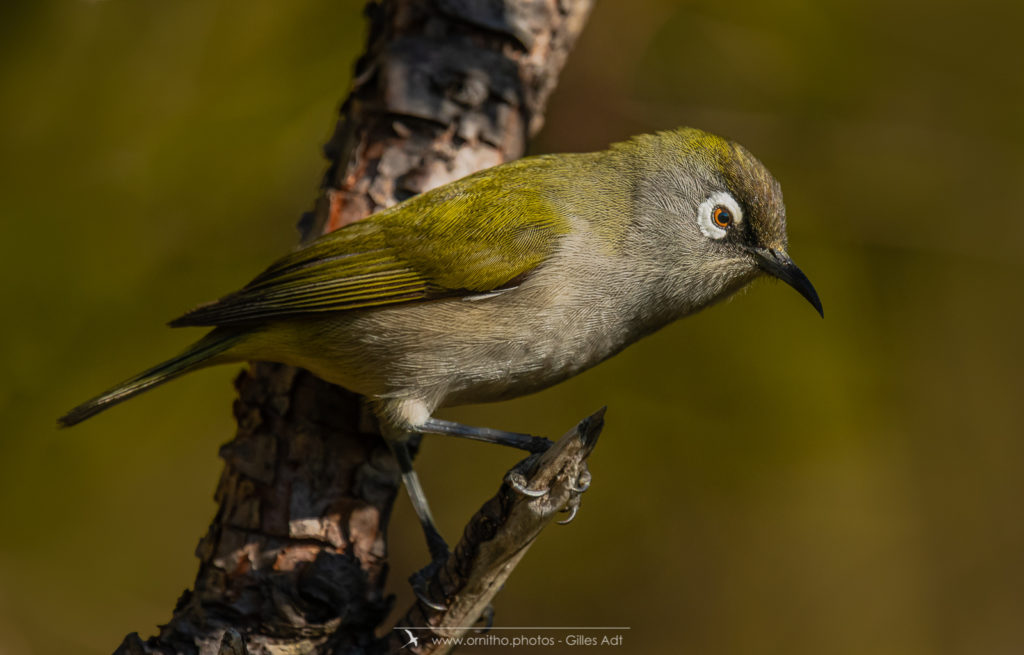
xmin=417 ymin=417 xmax=556 ymax=497
xmin=418 ymin=416 xmax=592 ymax=502
xmin=388 ymin=437 xmax=449 ymax=611
xmin=390 ymin=439 xmax=448 ymax=559
xmin=386 ymin=411 xmax=597 ymax=612
xmin=417 ymin=417 xmax=553 ymax=453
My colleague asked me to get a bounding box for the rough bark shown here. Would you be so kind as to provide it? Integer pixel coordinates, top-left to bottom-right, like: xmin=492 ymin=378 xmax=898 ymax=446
xmin=114 ymin=1 xmax=593 ymax=654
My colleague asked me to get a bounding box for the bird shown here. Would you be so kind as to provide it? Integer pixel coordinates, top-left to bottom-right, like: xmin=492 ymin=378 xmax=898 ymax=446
xmin=60 ymin=127 xmax=822 ymax=601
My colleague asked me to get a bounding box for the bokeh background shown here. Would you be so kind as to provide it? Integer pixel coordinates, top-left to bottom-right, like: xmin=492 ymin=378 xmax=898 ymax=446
xmin=2 ymin=1 xmax=1022 ymax=653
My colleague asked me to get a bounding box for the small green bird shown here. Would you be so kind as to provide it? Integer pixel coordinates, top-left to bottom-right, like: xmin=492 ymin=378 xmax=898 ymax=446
xmin=61 ymin=127 xmax=821 ymax=596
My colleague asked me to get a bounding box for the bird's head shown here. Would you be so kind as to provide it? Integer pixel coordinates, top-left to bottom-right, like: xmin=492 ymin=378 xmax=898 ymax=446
xmin=622 ymin=128 xmax=822 ymax=318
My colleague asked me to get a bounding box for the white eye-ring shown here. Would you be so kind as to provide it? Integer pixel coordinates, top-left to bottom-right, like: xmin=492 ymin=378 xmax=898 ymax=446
xmin=696 ymin=191 xmax=743 ymax=240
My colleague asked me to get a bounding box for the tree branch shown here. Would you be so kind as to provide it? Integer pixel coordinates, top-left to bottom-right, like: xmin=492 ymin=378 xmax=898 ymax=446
xmin=115 ymin=1 xmax=593 ymax=654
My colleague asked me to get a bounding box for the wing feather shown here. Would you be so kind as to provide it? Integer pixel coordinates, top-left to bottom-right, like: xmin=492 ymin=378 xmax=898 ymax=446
xmin=169 ymin=156 xmax=570 ymax=328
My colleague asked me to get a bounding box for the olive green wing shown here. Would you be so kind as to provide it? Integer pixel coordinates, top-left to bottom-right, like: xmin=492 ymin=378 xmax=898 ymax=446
xmin=169 ymin=158 xmax=569 ymax=328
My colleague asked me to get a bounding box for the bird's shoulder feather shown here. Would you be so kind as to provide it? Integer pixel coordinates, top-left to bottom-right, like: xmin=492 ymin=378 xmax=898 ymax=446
xmin=169 ymin=157 xmax=571 ymax=327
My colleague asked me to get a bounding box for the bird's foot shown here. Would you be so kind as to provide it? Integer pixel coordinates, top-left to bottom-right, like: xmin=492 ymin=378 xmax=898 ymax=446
xmin=571 ymin=467 xmax=592 ymax=494
xmin=409 ymin=553 xmax=450 ymax=612
xmin=504 ymin=449 xmax=593 ymax=524
xmin=557 ymin=460 xmax=592 ymax=525
xmin=505 ymin=467 xmax=548 ymax=497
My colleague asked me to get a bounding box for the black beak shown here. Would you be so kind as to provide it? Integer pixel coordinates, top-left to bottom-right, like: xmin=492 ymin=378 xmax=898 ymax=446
xmin=750 ymin=247 xmax=824 ymax=318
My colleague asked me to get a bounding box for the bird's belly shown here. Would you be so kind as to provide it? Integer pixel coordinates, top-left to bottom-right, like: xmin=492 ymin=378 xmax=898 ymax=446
xmin=436 ymin=334 xmax=593 ymax=407
xmin=268 ymin=289 xmax=627 ymax=411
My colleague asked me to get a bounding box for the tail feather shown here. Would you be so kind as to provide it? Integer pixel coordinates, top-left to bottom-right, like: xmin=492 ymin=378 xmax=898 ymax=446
xmin=58 ymin=330 xmax=243 ymax=428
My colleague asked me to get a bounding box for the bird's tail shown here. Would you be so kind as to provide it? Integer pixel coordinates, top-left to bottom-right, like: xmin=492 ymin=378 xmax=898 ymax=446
xmin=58 ymin=329 xmax=244 ymax=428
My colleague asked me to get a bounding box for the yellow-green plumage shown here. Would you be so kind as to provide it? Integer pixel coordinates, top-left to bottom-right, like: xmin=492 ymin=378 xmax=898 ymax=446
xmin=171 ymin=156 xmax=577 ymax=327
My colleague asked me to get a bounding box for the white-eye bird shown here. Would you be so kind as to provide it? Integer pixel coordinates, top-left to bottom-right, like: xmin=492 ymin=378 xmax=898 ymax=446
xmin=61 ymin=127 xmax=822 ymax=596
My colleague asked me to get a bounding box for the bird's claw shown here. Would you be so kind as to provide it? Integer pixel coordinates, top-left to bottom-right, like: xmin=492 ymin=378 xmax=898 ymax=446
xmin=410 ymin=556 xmax=449 ymax=611
xmin=571 ymin=468 xmax=592 ymax=494
xmin=505 ymin=469 xmax=548 ymax=497
xmin=557 ymin=461 xmax=591 ymax=525
xmin=557 ymin=500 xmax=580 ymax=525
xmin=505 ymin=426 xmax=594 ymax=522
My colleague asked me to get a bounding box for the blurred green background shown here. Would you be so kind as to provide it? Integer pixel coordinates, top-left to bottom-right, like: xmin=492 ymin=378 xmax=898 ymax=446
xmin=2 ymin=1 xmax=1022 ymax=653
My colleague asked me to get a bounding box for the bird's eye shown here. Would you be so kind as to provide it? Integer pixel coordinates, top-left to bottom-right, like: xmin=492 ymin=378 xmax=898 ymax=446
xmin=696 ymin=192 xmax=744 ymax=240
xmin=712 ymin=206 xmax=732 ymax=228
